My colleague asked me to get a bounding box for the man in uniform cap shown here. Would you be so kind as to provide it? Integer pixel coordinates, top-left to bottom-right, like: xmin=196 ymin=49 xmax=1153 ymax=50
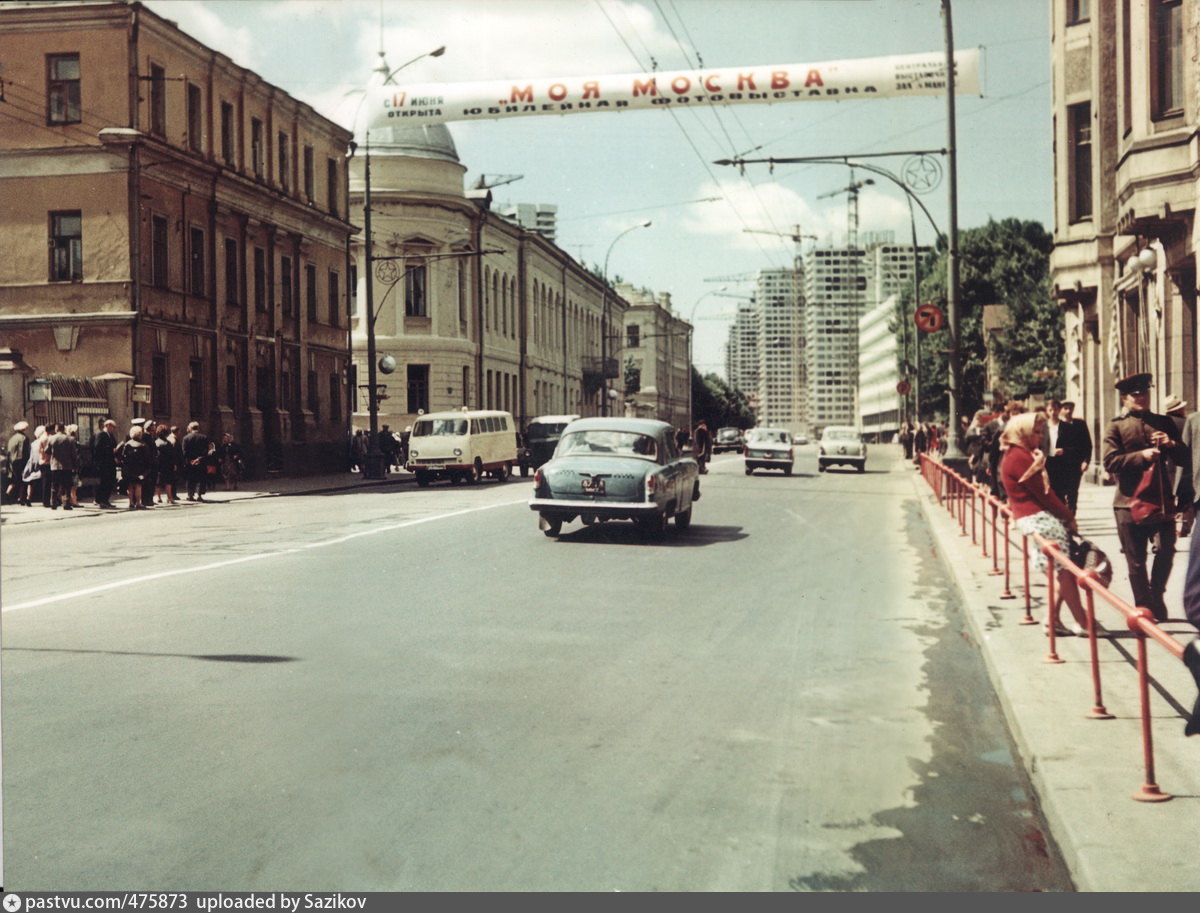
xmin=1102 ymin=372 xmax=1192 ymax=621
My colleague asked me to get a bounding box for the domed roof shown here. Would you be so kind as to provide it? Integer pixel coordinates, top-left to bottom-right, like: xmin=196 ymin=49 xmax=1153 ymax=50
xmin=365 ymin=123 xmax=459 ymax=164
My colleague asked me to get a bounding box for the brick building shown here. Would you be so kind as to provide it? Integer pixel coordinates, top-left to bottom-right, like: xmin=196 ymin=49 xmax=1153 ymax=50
xmin=0 ymin=1 xmax=355 ymax=475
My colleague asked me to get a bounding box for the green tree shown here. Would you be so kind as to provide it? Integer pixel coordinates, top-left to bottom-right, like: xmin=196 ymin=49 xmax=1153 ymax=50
xmin=690 ymin=368 xmax=755 ymax=430
xmin=898 ymin=218 xmax=1061 ymax=420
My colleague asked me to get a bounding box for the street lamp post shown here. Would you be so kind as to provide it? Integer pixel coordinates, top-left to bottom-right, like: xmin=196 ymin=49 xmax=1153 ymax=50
xmin=601 ymin=220 xmax=651 ymax=416
xmin=353 ymin=45 xmax=445 ymax=479
xmin=940 ymin=0 xmax=967 ymax=461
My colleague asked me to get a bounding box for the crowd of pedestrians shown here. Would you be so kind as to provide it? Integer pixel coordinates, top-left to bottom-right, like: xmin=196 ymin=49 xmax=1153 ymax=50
xmin=3 ymin=418 xmax=244 ymax=512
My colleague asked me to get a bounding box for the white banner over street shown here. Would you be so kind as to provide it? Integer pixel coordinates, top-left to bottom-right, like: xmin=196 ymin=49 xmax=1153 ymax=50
xmin=364 ymin=48 xmax=981 ymax=129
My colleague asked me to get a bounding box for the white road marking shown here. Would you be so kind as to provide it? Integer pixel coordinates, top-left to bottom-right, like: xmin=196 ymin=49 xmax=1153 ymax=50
xmin=3 ymin=497 xmax=530 ymax=613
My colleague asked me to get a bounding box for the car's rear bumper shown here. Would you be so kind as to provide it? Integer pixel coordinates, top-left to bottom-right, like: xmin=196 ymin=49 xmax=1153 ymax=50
xmin=529 ymin=497 xmax=659 ymax=519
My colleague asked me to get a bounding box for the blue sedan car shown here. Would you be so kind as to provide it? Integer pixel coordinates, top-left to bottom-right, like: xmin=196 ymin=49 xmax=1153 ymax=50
xmin=529 ymin=417 xmax=701 ymax=539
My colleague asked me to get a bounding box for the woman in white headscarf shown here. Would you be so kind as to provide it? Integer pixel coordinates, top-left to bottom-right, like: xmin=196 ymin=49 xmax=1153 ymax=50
xmin=1000 ymin=411 xmax=1089 ymax=636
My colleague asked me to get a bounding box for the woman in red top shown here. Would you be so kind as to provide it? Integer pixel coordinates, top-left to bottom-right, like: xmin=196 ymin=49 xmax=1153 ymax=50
xmin=1000 ymin=411 xmax=1088 ymax=635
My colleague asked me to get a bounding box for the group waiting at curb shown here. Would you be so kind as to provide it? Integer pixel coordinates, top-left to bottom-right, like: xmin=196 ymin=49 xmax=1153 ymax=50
xmin=938 ymin=371 xmax=1200 ymax=734
xmin=3 ymin=419 xmax=245 ymax=512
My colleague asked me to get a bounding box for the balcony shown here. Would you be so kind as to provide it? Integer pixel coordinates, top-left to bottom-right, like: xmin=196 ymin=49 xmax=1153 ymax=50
xmin=582 ymin=355 xmax=619 ymax=390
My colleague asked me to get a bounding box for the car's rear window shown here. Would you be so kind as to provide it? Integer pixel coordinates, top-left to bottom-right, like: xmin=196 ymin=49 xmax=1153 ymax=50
xmin=747 ymin=429 xmax=789 ymax=444
xmin=558 ymin=430 xmax=659 ymax=459
xmin=528 ymin=422 xmax=569 ymax=440
xmin=823 ymin=429 xmax=861 ymax=442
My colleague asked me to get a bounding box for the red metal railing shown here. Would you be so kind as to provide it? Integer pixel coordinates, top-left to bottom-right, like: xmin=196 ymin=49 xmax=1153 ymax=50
xmin=919 ymin=454 xmax=1187 ymax=802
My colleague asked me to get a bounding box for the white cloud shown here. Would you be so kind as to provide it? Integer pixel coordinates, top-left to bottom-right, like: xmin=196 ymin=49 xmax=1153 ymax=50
xmin=680 ymin=177 xmax=928 ymax=250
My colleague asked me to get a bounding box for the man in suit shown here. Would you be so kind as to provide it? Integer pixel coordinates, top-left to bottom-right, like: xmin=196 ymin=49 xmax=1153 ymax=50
xmin=1050 ymin=401 xmax=1092 ymax=514
xmin=181 ymin=421 xmax=213 ymax=502
xmin=92 ymin=419 xmax=119 ymax=508
xmin=1102 ymin=373 xmax=1190 ymax=622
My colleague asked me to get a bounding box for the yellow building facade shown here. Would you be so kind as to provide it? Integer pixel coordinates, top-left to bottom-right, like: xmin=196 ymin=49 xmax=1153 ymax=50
xmin=0 ymin=1 xmax=355 ymax=474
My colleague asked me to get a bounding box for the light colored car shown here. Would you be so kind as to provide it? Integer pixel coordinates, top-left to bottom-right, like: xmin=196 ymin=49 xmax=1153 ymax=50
xmin=713 ymin=426 xmax=744 ymax=453
xmin=743 ymin=427 xmax=794 ymax=475
xmin=792 ymin=433 xmax=809 ymax=445
xmin=818 ymin=426 xmax=867 ymax=472
xmin=529 ymin=417 xmax=700 ymax=539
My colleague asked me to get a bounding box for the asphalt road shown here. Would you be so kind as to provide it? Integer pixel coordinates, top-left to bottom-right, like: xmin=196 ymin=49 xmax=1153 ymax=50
xmin=0 ymin=446 xmax=1073 ymax=891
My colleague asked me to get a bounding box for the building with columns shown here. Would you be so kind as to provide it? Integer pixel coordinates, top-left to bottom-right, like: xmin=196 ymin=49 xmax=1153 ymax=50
xmin=348 ymin=123 xmax=631 ymax=437
xmin=614 ymin=283 xmax=692 ymax=431
xmin=0 ymin=0 xmax=356 ymax=474
xmin=1050 ymin=0 xmax=1196 ymax=455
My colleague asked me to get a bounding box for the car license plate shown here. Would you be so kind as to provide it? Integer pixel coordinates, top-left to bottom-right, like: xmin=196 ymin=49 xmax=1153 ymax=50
xmin=581 ymin=477 xmax=605 ymax=495
xmin=425 ymin=464 xmax=445 ymax=470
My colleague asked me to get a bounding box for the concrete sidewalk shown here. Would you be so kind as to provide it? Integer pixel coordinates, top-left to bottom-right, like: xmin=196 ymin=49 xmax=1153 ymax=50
xmin=913 ymin=463 xmax=1200 ymax=892
xmin=0 ymin=468 xmax=418 ymax=526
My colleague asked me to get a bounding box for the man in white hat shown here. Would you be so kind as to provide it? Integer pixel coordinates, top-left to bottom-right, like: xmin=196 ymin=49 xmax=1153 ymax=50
xmin=6 ymin=420 xmax=31 ymax=506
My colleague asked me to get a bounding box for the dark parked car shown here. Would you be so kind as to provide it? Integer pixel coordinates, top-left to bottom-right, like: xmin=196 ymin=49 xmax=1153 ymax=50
xmin=529 ymin=417 xmax=700 ymax=539
xmin=518 ymin=414 xmax=580 ymax=476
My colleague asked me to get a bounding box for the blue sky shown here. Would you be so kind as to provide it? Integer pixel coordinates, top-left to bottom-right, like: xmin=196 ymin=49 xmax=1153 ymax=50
xmin=143 ymin=0 xmax=1052 ymax=374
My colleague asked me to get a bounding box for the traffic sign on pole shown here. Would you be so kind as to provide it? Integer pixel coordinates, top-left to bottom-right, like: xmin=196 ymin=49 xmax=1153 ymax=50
xmin=914 ymin=303 xmax=945 ymax=333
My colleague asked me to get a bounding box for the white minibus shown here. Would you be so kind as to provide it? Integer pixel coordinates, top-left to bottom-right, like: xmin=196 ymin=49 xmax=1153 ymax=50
xmin=405 ymin=409 xmax=518 ymax=486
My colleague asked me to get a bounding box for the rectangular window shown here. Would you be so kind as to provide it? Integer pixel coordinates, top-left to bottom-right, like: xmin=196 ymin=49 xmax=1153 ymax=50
xmin=462 ymin=366 xmax=470 ymax=407
xmin=306 ymin=264 xmax=318 ymax=322
xmin=348 ymin=265 xmax=357 ymax=319
xmin=251 ymin=118 xmax=264 ymax=177
xmin=405 ymin=261 xmax=428 ymax=317
xmin=328 ymin=270 xmax=340 ymax=326
xmin=226 ymin=364 xmax=238 ymax=412
xmin=458 ymin=260 xmax=468 ymax=322
xmin=189 ymin=227 xmax=206 ymax=296
xmin=188 ymin=358 xmax=204 ymax=417
xmin=47 ymin=54 xmax=81 ymax=125
xmin=303 ymin=145 xmax=315 ymax=201
xmin=329 ymin=373 xmax=342 ymax=423
xmin=278 ymin=131 xmax=289 ymax=191
xmin=627 ymin=325 xmax=640 ymax=348
xmin=151 ymin=214 xmax=169 ymax=287
xmin=187 ymin=83 xmax=202 ymax=152
xmin=308 ymin=371 xmax=320 ymax=420
xmin=1068 ymin=102 xmax=1093 ymax=221
xmin=1152 ymin=0 xmax=1183 ymax=119
xmin=224 ymin=238 xmax=238 ymax=306
xmin=281 ymin=256 xmax=294 ymax=316
xmin=1067 ymin=0 xmax=1090 ymax=24
xmin=152 ymin=355 xmax=169 ymax=415
xmin=149 ymin=63 xmax=166 ymax=136
xmin=221 ymin=101 xmax=235 ymax=163
xmin=326 ymin=158 xmax=339 ymax=217
xmin=49 ymin=210 xmax=82 ymax=282
xmin=407 ymin=364 xmax=429 ymax=414
xmin=254 ymin=247 xmax=266 ymax=311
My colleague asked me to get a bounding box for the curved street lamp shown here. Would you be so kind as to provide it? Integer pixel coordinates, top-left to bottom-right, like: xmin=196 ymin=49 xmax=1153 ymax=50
xmin=601 ymin=220 xmax=651 ymax=415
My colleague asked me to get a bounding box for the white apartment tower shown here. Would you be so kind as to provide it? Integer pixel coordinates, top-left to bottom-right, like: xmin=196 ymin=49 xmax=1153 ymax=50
xmin=726 ymin=298 xmax=762 ymax=415
xmin=497 ymin=202 xmax=559 ymax=242
xmin=803 ymin=246 xmax=866 ymax=429
xmin=754 ymin=268 xmax=805 ymax=430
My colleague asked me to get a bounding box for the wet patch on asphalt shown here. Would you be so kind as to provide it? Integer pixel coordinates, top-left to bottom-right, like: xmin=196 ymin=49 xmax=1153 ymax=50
xmin=787 ymin=500 xmax=1075 ymax=892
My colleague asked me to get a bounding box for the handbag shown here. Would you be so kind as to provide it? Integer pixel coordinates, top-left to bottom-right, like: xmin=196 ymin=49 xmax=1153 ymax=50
xmin=1130 ymin=460 xmax=1174 ymax=525
xmin=1069 ymin=535 xmax=1114 ymax=588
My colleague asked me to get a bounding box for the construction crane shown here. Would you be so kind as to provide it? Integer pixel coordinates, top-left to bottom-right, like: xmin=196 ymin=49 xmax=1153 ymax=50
xmin=743 ymin=224 xmax=818 ymax=270
xmin=704 ymin=272 xmax=757 ymax=283
xmin=472 ymin=174 xmax=524 ymax=190
xmin=817 ymin=177 xmax=874 ymax=252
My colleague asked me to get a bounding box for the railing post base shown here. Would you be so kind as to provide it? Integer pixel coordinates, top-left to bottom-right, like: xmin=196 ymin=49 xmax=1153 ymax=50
xmin=1043 ymin=654 xmax=1066 ymax=664
xmin=1085 ymin=706 xmax=1115 ymax=720
xmin=1132 ymin=785 xmax=1172 ymax=803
